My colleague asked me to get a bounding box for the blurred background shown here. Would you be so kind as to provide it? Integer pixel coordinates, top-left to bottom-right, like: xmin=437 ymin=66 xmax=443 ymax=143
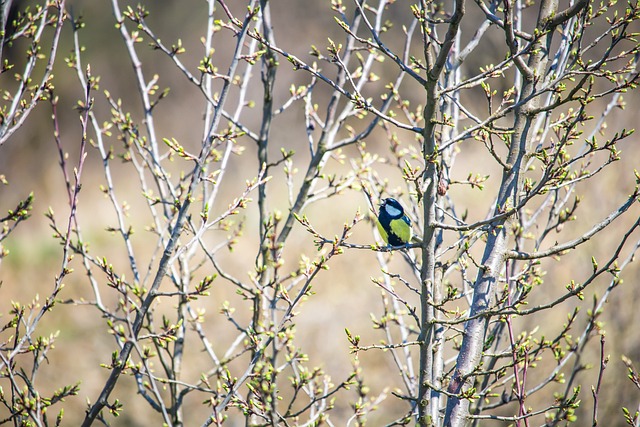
xmin=1 ymin=0 xmax=639 ymax=425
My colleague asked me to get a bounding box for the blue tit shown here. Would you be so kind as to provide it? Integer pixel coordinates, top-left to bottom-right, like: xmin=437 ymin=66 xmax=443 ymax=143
xmin=377 ymin=197 xmax=412 ymax=246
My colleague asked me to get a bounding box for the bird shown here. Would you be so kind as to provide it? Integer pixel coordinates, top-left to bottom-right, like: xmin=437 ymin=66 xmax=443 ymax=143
xmin=376 ymin=198 xmax=412 ymax=247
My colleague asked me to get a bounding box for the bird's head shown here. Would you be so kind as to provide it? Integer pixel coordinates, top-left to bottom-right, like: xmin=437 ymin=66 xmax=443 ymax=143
xmin=380 ymin=198 xmax=404 ymax=219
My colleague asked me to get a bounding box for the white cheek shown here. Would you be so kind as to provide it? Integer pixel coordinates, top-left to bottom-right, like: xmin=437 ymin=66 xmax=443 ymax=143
xmin=385 ymin=205 xmax=401 ymax=217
